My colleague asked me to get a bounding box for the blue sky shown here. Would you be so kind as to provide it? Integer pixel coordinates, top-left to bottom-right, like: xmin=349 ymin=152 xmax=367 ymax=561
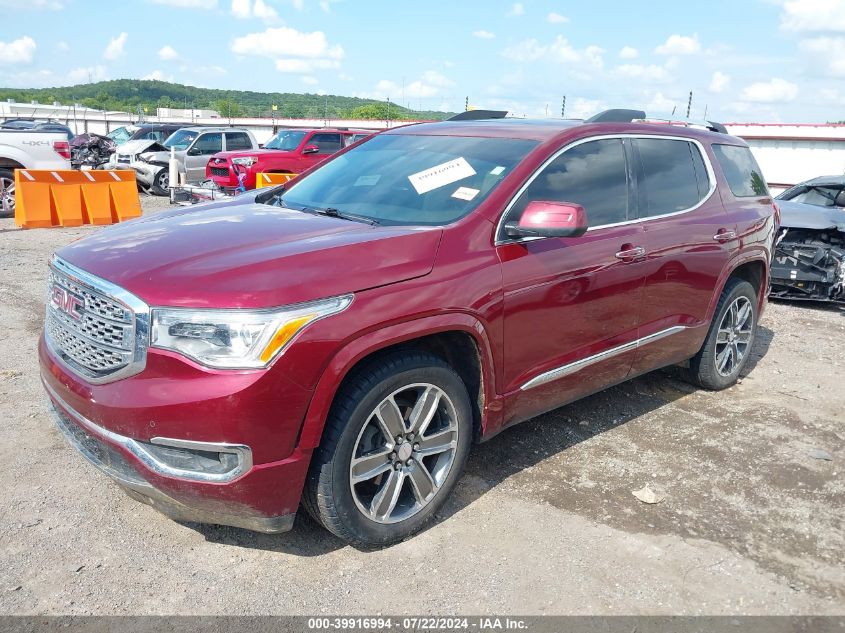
xmin=0 ymin=0 xmax=844 ymax=122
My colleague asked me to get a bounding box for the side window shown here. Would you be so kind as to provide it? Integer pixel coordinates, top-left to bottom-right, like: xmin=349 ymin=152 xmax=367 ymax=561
xmin=636 ymin=139 xmax=704 ymax=217
xmin=309 ymin=133 xmax=342 ymax=154
xmin=506 ymin=138 xmax=629 ymax=230
xmin=192 ymin=133 xmax=223 ymax=155
xmin=225 ymin=132 xmax=252 ymax=151
xmin=712 ymin=144 xmax=769 ymax=197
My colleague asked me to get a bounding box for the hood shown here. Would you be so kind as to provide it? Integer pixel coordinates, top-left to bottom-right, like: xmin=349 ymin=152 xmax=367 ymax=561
xmin=778 ymin=199 xmax=845 ymax=232
xmin=212 ymin=148 xmax=289 ymax=160
xmin=56 ymin=203 xmax=443 ymax=308
xmin=119 ymin=139 xmax=166 ymax=155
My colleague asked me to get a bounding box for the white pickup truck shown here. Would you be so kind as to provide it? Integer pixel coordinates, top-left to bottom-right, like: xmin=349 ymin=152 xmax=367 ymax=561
xmin=0 ymin=129 xmax=72 ymax=217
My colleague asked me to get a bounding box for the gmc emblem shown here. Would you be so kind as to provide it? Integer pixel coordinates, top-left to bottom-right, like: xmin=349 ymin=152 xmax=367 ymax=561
xmin=50 ymin=285 xmax=84 ymax=321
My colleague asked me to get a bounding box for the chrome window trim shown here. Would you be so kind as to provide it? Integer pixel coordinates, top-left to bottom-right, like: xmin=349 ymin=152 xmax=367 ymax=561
xmin=520 ymin=326 xmax=687 ymax=391
xmin=47 ymin=255 xmax=150 ymax=385
xmin=43 ymin=376 xmax=253 ymax=483
xmin=494 ymin=134 xmax=717 ymax=246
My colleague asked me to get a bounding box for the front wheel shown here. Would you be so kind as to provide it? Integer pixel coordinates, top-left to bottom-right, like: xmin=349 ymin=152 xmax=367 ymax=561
xmin=688 ymin=277 xmax=758 ymax=390
xmin=151 ymin=169 xmax=170 ymax=196
xmin=303 ymin=352 xmax=472 ymax=547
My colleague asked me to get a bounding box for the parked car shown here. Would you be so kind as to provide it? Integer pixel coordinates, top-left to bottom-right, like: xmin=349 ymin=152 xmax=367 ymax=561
xmin=106 ymin=123 xmax=189 ymax=167
xmin=1 ymin=118 xmax=74 ymax=142
xmin=40 ymin=110 xmax=777 ymax=546
xmin=772 ymin=176 xmax=845 ymax=303
xmin=0 ymin=128 xmax=71 ymax=216
xmin=106 ymin=126 xmax=135 ymax=145
xmin=132 ymin=126 xmax=258 ymax=195
xmin=207 ymin=128 xmax=373 ymax=191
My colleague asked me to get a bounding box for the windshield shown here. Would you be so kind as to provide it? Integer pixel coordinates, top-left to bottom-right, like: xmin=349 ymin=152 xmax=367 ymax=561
xmin=782 ymin=185 xmax=845 ymax=208
xmin=278 ymin=134 xmax=538 ymax=226
xmin=164 ymin=129 xmax=199 ymax=150
xmin=265 ymin=130 xmax=307 ymax=151
xmin=107 ymin=127 xmax=132 ymax=144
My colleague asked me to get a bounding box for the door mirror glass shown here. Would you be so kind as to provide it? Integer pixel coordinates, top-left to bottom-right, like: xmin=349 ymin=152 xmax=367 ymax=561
xmin=506 ymin=200 xmax=589 ymax=239
xmin=302 ymin=144 xmax=320 ymax=155
xmin=834 ymin=189 xmax=845 ymax=207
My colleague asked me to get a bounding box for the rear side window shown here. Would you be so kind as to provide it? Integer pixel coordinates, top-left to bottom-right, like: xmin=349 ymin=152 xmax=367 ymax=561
xmin=636 ymin=139 xmax=708 ymax=217
xmin=225 ymin=132 xmax=252 ymax=151
xmin=507 ymin=138 xmax=629 ymax=228
xmin=310 ymin=133 xmax=342 ymax=154
xmin=712 ymin=144 xmax=768 ymax=197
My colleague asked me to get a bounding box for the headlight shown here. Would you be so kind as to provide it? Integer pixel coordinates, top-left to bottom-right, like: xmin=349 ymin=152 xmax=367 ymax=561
xmin=150 ymin=295 xmax=352 ymax=369
xmin=231 ymin=157 xmax=258 ymax=167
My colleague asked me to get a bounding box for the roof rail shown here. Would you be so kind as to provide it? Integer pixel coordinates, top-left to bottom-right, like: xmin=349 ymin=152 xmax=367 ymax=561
xmin=447 ymin=110 xmax=508 ymax=121
xmin=586 ymin=109 xmax=646 ymax=123
xmin=586 ymin=109 xmax=729 ymax=134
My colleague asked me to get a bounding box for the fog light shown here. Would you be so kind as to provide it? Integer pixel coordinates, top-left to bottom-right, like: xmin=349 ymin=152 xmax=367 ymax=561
xmin=134 ymin=437 xmax=252 ymax=482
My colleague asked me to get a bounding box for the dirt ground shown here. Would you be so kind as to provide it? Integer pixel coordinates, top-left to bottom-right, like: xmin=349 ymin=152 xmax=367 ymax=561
xmin=0 ymin=194 xmax=843 ymax=615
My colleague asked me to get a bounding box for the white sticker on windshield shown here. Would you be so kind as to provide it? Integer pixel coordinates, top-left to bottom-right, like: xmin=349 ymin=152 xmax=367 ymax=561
xmin=354 ymin=174 xmax=380 ymax=187
xmin=408 ymin=157 xmax=476 ymax=195
xmin=490 ymin=166 xmax=506 ymax=176
xmin=452 ymin=187 xmax=480 ymax=201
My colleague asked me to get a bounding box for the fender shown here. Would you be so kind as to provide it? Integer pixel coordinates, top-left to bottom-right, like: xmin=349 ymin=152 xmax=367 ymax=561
xmin=297 ymin=312 xmax=502 ymax=449
xmin=0 ymin=145 xmax=34 ymax=169
xmin=706 ymin=247 xmax=770 ymax=322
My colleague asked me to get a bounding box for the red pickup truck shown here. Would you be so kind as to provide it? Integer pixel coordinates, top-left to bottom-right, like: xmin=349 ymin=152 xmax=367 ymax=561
xmin=41 ymin=110 xmax=776 ymax=547
xmin=207 ymin=127 xmax=372 ymax=190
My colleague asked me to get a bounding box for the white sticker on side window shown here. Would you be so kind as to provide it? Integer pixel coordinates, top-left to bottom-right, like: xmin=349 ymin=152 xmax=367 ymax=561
xmin=451 ymin=186 xmax=480 ymax=201
xmin=354 ymin=175 xmax=380 ymax=187
xmin=408 ymin=157 xmax=476 ymax=194
xmin=490 ymin=166 xmax=506 ymax=176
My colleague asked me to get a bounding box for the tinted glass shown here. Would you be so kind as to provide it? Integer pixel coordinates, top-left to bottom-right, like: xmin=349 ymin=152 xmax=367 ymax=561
xmin=690 ymin=143 xmax=711 ymax=197
xmin=508 ymin=138 xmax=628 ymax=228
xmin=713 ymin=144 xmax=768 ymax=197
xmin=310 ymin=133 xmax=342 ymax=153
xmin=225 ymin=132 xmax=252 ymax=150
xmin=637 ymin=139 xmax=702 ymax=217
xmin=280 ymin=134 xmax=537 ymax=226
xmin=193 ymin=133 xmax=222 ymax=155
xmin=265 ymin=130 xmax=306 ymax=150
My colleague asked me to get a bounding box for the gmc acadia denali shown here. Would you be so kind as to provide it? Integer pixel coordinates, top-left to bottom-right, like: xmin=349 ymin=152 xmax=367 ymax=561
xmin=40 ymin=110 xmax=777 ymax=546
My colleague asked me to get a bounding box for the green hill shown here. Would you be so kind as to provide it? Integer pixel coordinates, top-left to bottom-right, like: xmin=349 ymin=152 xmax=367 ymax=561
xmin=0 ymin=79 xmax=455 ymax=121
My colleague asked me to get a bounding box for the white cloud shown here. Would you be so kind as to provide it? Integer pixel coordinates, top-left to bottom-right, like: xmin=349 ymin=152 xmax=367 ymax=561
xmin=799 ymin=36 xmax=845 ymax=76
xmin=0 ymin=36 xmax=36 ymax=65
xmin=301 ymin=75 xmax=318 ymax=85
xmin=374 ymin=70 xmax=454 ymax=99
xmin=619 ymin=46 xmax=638 ymax=59
xmin=158 ymin=45 xmax=179 ymax=61
xmin=143 ymin=69 xmax=174 ymax=82
xmin=645 ymin=92 xmax=677 ymax=113
xmin=612 ymin=64 xmax=670 ymax=82
xmin=104 ymin=32 xmax=128 ymax=60
xmin=740 ymin=77 xmax=798 ymax=103
xmin=547 ymin=12 xmax=569 ymax=24
xmin=275 ymin=58 xmax=340 ymax=72
xmin=472 ymin=30 xmax=495 ymax=39
xmin=231 ymin=26 xmax=343 ymax=61
xmin=709 ymin=71 xmax=731 ymax=93
xmin=780 ymin=0 xmax=845 ymax=32
xmin=502 ymin=36 xmax=604 ymax=71
xmin=67 ymin=65 xmax=108 ymax=84
xmin=508 ymin=2 xmax=524 ymax=16
xmin=148 ymin=0 xmax=217 ymax=7
xmin=231 ymin=0 xmax=278 ymax=21
xmin=567 ymin=98 xmax=606 ymax=119
xmin=655 ymin=34 xmax=701 ymax=55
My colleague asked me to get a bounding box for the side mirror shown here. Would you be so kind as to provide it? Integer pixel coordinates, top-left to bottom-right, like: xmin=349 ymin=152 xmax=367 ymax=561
xmin=834 ymin=190 xmax=845 ymax=207
xmin=187 ymin=146 xmax=201 ymax=156
xmin=302 ymin=144 xmax=320 ymax=155
xmin=505 ymin=200 xmax=589 ymax=240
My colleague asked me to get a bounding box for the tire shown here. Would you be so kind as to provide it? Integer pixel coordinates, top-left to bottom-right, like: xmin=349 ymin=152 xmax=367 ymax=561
xmin=0 ymin=168 xmax=15 ymax=218
xmin=150 ymin=169 xmax=169 ymax=196
xmin=688 ymin=277 xmax=758 ymax=390
xmin=303 ymin=352 xmax=473 ymax=547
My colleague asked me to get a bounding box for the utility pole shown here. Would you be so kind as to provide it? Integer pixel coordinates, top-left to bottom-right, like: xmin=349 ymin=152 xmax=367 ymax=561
xmin=561 ymin=95 xmax=566 ymax=118
xmin=386 ymin=97 xmax=390 ymax=126
xmin=686 ymin=91 xmax=693 ymax=119
xmin=465 ymin=96 xmax=469 ymax=112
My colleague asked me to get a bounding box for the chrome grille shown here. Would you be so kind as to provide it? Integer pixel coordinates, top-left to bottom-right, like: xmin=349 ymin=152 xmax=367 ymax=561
xmin=45 ymin=258 xmax=149 ymax=384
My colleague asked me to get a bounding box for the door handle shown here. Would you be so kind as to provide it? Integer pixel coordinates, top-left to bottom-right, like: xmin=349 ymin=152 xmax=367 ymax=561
xmin=713 ymin=230 xmax=737 ymax=243
xmin=615 ymin=246 xmax=646 ymax=262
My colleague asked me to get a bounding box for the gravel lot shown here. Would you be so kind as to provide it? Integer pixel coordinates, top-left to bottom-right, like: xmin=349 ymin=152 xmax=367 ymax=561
xmin=0 ymin=194 xmax=843 ymax=615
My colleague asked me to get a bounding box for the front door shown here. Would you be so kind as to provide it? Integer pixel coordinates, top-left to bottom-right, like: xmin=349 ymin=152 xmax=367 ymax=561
xmin=496 ymin=138 xmax=649 ymax=426
xmin=185 ymin=132 xmax=222 ymax=182
xmin=303 ymin=132 xmax=343 ymax=169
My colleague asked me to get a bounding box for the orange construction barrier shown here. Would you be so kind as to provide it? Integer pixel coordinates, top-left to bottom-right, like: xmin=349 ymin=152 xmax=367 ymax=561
xmin=256 ymin=172 xmax=297 ymax=189
xmin=14 ymin=169 xmax=142 ymax=229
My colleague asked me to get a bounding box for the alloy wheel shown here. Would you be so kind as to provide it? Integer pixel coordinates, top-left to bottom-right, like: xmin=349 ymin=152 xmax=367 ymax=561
xmin=349 ymin=383 xmax=459 ymax=524
xmin=0 ymin=176 xmax=14 ymax=216
xmin=715 ymin=296 xmax=753 ymax=377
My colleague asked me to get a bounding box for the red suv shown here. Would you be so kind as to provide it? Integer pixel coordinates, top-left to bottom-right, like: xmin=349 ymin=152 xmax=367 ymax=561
xmin=207 ymin=127 xmax=372 ymax=191
xmin=40 ymin=110 xmax=776 ymax=547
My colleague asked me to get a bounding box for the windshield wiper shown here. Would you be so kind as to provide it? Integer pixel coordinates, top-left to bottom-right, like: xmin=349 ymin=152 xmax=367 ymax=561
xmin=298 ymin=205 xmax=379 ymax=225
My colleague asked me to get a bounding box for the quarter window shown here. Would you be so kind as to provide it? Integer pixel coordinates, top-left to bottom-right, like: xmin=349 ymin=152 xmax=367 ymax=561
xmin=506 ymin=138 xmax=629 ymax=230
xmin=712 ymin=144 xmax=769 ymax=198
xmin=636 ymin=139 xmax=707 ymax=217
xmin=225 ymin=132 xmax=252 ymax=151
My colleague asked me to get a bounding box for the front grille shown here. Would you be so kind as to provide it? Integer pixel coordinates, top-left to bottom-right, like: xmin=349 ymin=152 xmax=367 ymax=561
xmin=45 ymin=260 xmax=147 ymax=383
xmin=209 ymin=166 xmax=230 ymax=177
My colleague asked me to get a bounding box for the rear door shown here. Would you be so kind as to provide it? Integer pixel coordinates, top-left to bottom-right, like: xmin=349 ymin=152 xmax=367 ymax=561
xmin=630 ymin=136 xmax=734 ymax=373
xmin=224 ymin=131 xmax=253 ymax=152
xmin=497 ymin=137 xmax=649 ymax=425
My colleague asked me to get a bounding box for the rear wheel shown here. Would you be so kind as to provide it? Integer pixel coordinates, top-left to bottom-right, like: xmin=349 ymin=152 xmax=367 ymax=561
xmin=304 ymin=352 xmax=472 ymax=547
xmin=0 ymin=168 xmax=15 ymax=218
xmin=688 ymin=278 xmax=757 ymax=390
